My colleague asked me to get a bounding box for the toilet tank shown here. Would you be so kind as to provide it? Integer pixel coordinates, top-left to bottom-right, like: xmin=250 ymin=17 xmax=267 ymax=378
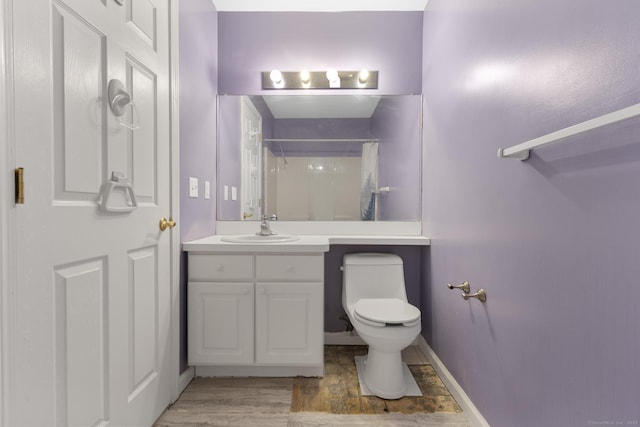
xmin=342 ymin=253 xmax=408 ymax=306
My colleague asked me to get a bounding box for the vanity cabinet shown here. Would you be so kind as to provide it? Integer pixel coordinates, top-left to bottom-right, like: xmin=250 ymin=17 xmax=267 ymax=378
xmin=188 ymin=252 xmax=324 ymax=376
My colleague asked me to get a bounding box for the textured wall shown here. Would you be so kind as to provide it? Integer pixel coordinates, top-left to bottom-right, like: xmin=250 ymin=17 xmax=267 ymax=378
xmin=217 ymin=96 xmax=241 ymax=219
xmin=373 ymin=95 xmax=422 ymax=221
xmin=179 ymin=0 xmax=218 ymax=372
xmin=218 ymin=11 xmax=423 ymax=95
xmin=421 ymin=0 xmax=640 ymax=425
xmin=271 ymin=118 xmax=372 ymax=157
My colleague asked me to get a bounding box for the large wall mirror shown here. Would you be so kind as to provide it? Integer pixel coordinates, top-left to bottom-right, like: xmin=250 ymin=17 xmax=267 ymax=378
xmin=217 ymin=94 xmax=422 ymax=221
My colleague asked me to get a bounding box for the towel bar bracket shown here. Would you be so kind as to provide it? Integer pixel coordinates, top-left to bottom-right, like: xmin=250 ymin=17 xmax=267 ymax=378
xmin=497 ymin=148 xmax=530 ymax=161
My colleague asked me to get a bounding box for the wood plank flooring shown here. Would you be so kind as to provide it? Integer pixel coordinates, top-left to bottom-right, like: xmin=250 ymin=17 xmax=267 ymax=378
xmin=154 ymin=346 xmax=472 ymax=427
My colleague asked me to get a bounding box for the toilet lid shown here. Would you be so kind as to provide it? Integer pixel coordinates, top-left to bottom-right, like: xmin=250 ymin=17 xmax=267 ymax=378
xmin=354 ymin=298 xmax=420 ymax=324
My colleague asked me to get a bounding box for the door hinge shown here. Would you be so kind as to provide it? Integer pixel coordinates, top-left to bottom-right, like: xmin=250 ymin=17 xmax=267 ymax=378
xmin=15 ymin=167 xmax=24 ymax=204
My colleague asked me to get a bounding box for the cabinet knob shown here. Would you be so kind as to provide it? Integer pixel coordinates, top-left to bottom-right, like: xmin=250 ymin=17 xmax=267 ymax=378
xmin=215 ymin=265 xmax=224 ymax=272
xmin=286 ymin=265 xmax=294 ymax=272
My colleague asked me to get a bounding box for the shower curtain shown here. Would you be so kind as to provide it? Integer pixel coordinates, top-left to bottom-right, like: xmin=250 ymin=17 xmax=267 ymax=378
xmin=360 ymin=141 xmax=379 ymax=221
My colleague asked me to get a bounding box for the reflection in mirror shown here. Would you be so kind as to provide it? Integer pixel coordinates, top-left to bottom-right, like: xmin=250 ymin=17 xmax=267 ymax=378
xmin=217 ymin=95 xmax=422 ymax=221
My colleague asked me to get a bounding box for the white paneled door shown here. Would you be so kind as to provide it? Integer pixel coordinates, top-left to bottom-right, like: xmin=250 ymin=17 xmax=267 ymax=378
xmin=241 ymin=97 xmax=262 ymax=221
xmin=10 ymin=0 xmax=172 ymax=426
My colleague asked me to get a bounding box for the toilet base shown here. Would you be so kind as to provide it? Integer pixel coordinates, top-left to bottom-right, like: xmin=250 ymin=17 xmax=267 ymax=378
xmin=360 ymin=349 xmax=408 ymax=399
xmin=354 ymin=355 xmax=422 ymax=399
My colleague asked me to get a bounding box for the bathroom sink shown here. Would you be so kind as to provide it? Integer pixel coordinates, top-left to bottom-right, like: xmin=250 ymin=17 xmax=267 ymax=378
xmin=221 ymin=234 xmax=299 ymax=243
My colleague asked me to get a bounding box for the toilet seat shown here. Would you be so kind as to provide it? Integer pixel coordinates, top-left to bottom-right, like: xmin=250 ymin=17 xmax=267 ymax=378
xmin=354 ymin=298 xmax=420 ymax=327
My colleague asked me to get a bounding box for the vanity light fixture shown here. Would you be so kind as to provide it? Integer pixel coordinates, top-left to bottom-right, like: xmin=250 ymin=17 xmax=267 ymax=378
xmin=261 ymin=70 xmax=378 ymax=90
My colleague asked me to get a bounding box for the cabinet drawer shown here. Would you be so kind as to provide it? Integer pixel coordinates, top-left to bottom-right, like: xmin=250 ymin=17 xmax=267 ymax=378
xmin=189 ymin=254 xmax=254 ymax=281
xmin=256 ymin=255 xmax=323 ymax=281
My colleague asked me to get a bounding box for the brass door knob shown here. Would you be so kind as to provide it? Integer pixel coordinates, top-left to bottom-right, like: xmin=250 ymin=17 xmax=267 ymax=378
xmin=243 ymin=212 xmax=253 ymax=219
xmin=159 ymin=217 xmax=176 ymax=231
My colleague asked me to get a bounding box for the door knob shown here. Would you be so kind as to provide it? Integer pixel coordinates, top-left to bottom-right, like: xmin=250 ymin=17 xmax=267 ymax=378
xmin=159 ymin=217 xmax=176 ymax=231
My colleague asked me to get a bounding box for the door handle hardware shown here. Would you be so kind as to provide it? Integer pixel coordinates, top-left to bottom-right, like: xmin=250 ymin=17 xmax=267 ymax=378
xmin=108 ymin=79 xmax=140 ymax=130
xmin=462 ymin=289 xmax=487 ymax=303
xmin=447 ymin=281 xmax=470 ymax=294
xmin=159 ymin=217 xmax=176 ymax=231
xmin=99 ymin=171 xmax=138 ymax=213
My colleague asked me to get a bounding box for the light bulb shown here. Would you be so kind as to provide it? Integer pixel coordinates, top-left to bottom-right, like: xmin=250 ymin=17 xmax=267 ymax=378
xmin=300 ymin=70 xmax=311 ymax=84
xmin=269 ymin=69 xmax=283 ymax=84
xmin=358 ymin=69 xmax=370 ymax=84
xmin=326 ymin=68 xmax=339 ymax=82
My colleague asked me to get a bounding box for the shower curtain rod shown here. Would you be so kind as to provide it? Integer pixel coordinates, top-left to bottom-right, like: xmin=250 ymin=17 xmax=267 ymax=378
xmin=263 ymin=138 xmax=378 ymax=143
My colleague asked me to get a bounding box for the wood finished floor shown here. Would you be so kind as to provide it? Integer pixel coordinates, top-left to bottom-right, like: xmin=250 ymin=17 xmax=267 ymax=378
xmin=154 ymin=345 xmax=472 ymax=427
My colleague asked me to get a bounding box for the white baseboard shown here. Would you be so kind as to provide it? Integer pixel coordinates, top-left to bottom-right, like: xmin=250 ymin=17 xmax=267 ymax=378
xmin=177 ymin=366 xmax=194 ymax=398
xmin=417 ymin=336 xmax=490 ymax=427
xmin=194 ymin=365 xmax=323 ymax=378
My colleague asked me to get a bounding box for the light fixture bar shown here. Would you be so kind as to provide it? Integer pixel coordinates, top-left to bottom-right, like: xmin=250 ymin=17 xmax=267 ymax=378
xmin=262 ymin=70 xmax=378 ymax=90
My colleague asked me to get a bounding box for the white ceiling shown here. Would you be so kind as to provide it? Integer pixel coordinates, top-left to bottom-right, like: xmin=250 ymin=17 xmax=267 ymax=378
xmin=263 ymin=95 xmax=382 ymax=119
xmin=212 ymin=0 xmax=428 ymax=12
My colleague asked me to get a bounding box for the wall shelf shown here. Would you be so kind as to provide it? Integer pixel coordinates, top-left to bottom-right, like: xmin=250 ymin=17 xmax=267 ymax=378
xmin=497 ymin=102 xmax=640 ymax=160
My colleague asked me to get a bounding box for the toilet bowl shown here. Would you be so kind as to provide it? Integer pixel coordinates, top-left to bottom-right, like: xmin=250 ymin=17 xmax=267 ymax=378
xmin=342 ymin=253 xmax=421 ymax=399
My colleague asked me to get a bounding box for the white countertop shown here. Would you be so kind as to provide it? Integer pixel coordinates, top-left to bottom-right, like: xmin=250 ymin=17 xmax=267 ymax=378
xmin=326 ymin=235 xmax=430 ymax=245
xmin=182 ymin=234 xmax=430 ymax=253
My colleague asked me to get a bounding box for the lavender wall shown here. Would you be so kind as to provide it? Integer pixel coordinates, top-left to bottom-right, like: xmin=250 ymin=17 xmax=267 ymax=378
xmin=422 ymin=0 xmax=640 ymax=425
xmin=217 ymin=96 xmax=241 ymax=219
xmin=271 ymin=118 xmax=371 ymax=157
xmin=372 ymin=96 xmax=422 ymax=221
xmin=179 ymin=0 xmax=217 ymax=372
xmin=218 ymin=11 xmax=423 ymax=95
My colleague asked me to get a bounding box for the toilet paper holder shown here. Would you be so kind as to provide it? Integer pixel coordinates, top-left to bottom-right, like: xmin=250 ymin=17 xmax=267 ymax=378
xmin=447 ymin=281 xmax=487 ymax=303
xmin=462 ymin=289 xmax=487 ymax=303
xmin=447 ymin=281 xmax=470 ymax=293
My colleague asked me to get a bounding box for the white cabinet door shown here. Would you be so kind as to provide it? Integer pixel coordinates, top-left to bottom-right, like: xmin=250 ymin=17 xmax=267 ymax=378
xmin=188 ymin=282 xmax=254 ymax=365
xmin=255 ymin=282 xmax=323 ymax=365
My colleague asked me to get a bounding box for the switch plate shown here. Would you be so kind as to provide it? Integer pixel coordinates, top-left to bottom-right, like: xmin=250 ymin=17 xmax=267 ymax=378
xmin=204 ymin=181 xmax=210 ymax=199
xmin=189 ymin=177 xmax=198 ymax=198
xmin=231 ymin=186 xmax=237 ymax=201
xmin=224 ymin=185 xmax=229 ymax=201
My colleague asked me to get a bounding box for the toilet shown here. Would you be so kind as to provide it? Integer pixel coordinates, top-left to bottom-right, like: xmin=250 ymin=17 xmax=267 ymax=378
xmin=342 ymin=253 xmax=421 ymax=399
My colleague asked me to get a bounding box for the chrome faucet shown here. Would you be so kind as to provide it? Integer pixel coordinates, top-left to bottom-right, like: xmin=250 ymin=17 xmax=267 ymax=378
xmin=257 ymin=215 xmax=276 ymax=236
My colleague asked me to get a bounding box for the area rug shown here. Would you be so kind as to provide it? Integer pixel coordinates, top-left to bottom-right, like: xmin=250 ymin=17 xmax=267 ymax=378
xmin=291 ymin=345 xmax=462 ymax=415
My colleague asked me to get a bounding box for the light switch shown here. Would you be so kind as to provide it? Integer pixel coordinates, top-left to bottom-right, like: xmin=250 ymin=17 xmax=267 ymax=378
xmin=204 ymin=181 xmax=210 ymax=199
xmin=231 ymin=186 xmax=237 ymax=201
xmin=189 ymin=177 xmax=198 ymax=198
xmin=224 ymin=185 xmax=229 ymax=201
